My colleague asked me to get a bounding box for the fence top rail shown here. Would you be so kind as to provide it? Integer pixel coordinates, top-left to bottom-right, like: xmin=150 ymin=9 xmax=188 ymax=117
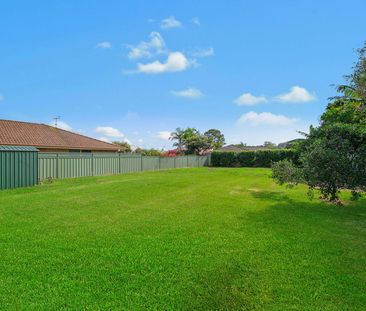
xmin=38 ymin=152 xmax=209 ymax=159
xmin=0 ymin=145 xmax=39 ymax=152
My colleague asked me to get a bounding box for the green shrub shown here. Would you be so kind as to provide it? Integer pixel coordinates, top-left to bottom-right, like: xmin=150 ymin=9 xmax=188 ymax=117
xmin=271 ymin=159 xmax=303 ymax=187
xmin=211 ymin=149 xmax=299 ymax=168
xmin=211 ymin=151 xmax=238 ymax=167
xmin=237 ymin=151 xmax=255 ymax=167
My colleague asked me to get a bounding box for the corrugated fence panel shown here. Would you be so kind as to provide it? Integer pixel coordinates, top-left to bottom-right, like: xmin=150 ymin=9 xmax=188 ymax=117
xmin=120 ymin=154 xmax=142 ymax=173
xmin=37 ymin=153 xmax=210 ymax=181
xmin=198 ymin=155 xmax=210 ymax=167
xmin=187 ymin=155 xmax=199 ymax=168
xmin=160 ymin=157 xmax=175 ymax=169
xmin=142 ymin=156 xmax=160 ymax=171
xmin=2 ymin=149 xmax=210 ymax=189
xmin=38 ymin=153 xmax=57 ymax=179
xmin=93 ymin=155 xmax=119 ymax=176
xmin=0 ymin=147 xmax=38 ymax=190
xmin=59 ymin=156 xmax=92 ymax=178
xmin=174 ymin=156 xmax=187 ymax=168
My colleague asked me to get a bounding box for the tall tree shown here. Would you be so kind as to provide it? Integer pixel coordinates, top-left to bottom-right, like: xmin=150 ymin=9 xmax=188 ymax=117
xmin=170 ymin=127 xmax=225 ymax=154
xmin=321 ymin=43 xmax=366 ymax=125
xmin=169 ymin=128 xmax=185 ymax=151
xmin=204 ymin=129 xmax=225 ymax=150
xmin=263 ymin=141 xmax=277 ymax=149
xmin=272 ymin=42 xmax=366 ymax=202
xmin=112 ymin=141 xmax=132 ymax=153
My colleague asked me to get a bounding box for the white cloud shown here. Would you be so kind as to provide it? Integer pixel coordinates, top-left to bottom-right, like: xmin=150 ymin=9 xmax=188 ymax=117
xmin=192 ymin=17 xmax=201 ymax=26
xmin=156 ymin=131 xmax=172 ymax=140
xmin=237 ymin=111 xmax=299 ymax=126
xmin=275 ymin=86 xmax=316 ymax=103
xmin=97 ymin=41 xmax=112 ymax=49
xmin=191 ymin=47 xmax=214 ymax=58
xmin=136 ymin=51 xmax=190 ymax=74
xmin=234 ymin=93 xmax=267 ymax=106
xmin=127 ymin=32 xmax=166 ymax=59
xmin=160 ymin=16 xmax=182 ymax=29
xmin=94 ymin=126 xmax=124 ymax=138
xmin=171 ymin=88 xmax=204 ymax=99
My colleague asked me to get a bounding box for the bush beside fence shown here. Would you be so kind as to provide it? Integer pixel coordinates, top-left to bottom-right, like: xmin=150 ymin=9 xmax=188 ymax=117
xmin=38 ymin=153 xmax=210 ymax=181
xmin=211 ymin=150 xmax=299 ymax=168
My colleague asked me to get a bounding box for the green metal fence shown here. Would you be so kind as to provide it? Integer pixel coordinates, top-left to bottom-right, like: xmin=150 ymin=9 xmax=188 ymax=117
xmin=0 ymin=146 xmax=38 ymax=190
xmin=38 ymin=153 xmax=210 ymax=181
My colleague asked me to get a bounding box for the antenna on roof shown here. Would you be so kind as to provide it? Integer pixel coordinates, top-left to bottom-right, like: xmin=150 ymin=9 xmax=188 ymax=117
xmin=53 ymin=116 xmax=61 ymax=128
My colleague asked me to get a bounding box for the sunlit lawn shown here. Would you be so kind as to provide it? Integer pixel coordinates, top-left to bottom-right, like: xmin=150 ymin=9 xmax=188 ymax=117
xmin=0 ymin=168 xmax=365 ymax=310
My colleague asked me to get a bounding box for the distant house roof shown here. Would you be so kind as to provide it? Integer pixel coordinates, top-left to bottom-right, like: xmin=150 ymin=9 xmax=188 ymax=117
xmin=218 ymin=145 xmax=245 ymax=152
xmin=0 ymin=120 xmax=119 ymax=151
xmin=218 ymin=144 xmax=275 ymax=152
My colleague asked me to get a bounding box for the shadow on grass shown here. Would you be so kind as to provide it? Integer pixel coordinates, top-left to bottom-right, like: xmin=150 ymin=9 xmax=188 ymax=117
xmin=187 ymin=190 xmax=366 ymax=310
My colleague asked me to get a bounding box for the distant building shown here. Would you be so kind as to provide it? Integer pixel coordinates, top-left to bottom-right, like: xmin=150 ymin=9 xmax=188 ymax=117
xmin=218 ymin=140 xmax=303 ymax=152
xmin=277 ymin=139 xmax=305 ymax=149
xmin=218 ymin=144 xmax=276 ymax=152
xmin=0 ymin=119 xmax=119 ymax=153
xmin=217 ymin=145 xmax=244 ymax=152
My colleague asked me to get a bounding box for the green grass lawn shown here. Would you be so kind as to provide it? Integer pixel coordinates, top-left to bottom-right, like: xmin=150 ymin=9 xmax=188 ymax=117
xmin=0 ymin=168 xmax=365 ymax=310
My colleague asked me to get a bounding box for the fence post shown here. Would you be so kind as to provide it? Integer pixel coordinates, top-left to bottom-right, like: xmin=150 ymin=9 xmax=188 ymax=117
xmin=119 ymin=153 xmax=121 ymax=174
xmin=174 ymin=156 xmax=176 ymax=168
xmin=91 ymin=153 xmax=94 ymax=176
xmin=140 ymin=155 xmax=143 ymax=171
xmin=186 ymin=156 xmax=189 ymax=168
xmin=56 ymin=153 xmax=59 ymax=179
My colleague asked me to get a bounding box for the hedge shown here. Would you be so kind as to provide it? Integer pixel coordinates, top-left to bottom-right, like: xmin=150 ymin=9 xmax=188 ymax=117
xmin=211 ymin=149 xmax=299 ymax=168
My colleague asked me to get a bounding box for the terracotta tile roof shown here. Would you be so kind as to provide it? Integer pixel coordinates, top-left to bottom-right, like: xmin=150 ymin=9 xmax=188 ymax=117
xmin=0 ymin=120 xmax=119 ymax=151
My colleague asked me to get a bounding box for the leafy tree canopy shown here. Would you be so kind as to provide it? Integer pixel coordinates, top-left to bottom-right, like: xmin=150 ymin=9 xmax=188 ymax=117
xmin=204 ymin=129 xmax=225 ymax=150
xmin=112 ymin=141 xmax=132 ymax=153
xmin=273 ymin=42 xmax=366 ymax=202
xmin=321 ymin=43 xmax=366 ymax=125
xmin=170 ymin=127 xmax=225 ymax=154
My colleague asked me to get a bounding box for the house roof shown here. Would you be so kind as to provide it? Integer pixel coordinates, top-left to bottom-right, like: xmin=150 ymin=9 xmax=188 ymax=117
xmin=0 ymin=120 xmax=119 ymax=151
xmin=218 ymin=145 xmax=245 ymax=152
xmin=218 ymin=144 xmax=279 ymax=152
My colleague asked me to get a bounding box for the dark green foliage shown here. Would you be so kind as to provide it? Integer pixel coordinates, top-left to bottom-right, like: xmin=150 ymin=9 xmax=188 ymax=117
xmin=272 ymin=43 xmax=366 ymax=202
xmin=300 ymin=123 xmax=366 ymax=201
xmin=321 ymin=43 xmax=366 ymax=126
xmin=321 ymin=99 xmax=366 ymax=125
xmin=170 ymin=127 xmax=225 ymax=154
xmin=135 ymin=148 xmax=162 ymax=156
xmin=210 ymin=151 xmax=238 ymax=167
xmin=112 ymin=141 xmax=132 ymax=153
xmin=211 ymin=149 xmax=299 ymax=168
xmin=263 ymin=141 xmax=277 ymax=148
xmin=271 ymin=159 xmax=303 ymax=187
xmin=204 ymin=129 xmax=225 ymax=150
xmin=237 ymin=151 xmax=256 ymax=167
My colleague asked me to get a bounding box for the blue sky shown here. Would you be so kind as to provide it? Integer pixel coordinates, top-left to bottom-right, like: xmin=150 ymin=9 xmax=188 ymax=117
xmin=0 ymin=0 xmax=365 ymax=148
